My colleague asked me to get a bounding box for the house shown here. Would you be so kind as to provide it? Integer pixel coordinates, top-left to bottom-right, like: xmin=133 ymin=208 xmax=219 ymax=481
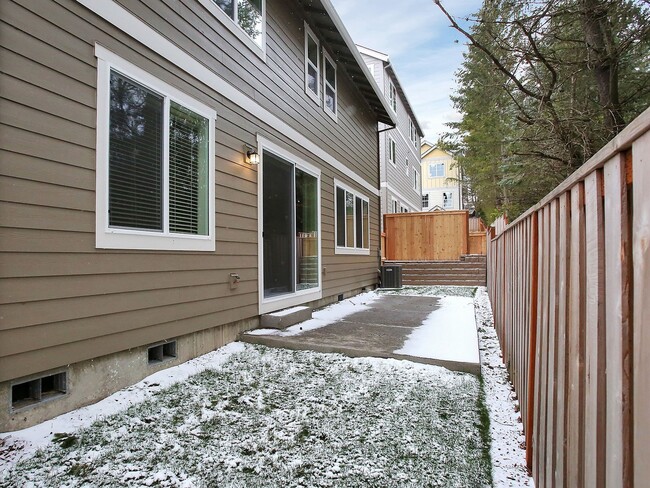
xmin=420 ymin=142 xmax=463 ymax=211
xmin=0 ymin=0 xmax=396 ymax=431
xmin=357 ymin=46 xmax=424 ymax=220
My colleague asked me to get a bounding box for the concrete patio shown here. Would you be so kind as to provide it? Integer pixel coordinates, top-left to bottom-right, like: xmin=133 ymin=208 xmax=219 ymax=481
xmin=240 ymin=293 xmax=481 ymax=375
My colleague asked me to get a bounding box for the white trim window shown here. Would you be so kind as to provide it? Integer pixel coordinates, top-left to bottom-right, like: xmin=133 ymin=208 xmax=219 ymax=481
xmin=443 ymin=192 xmax=454 ymax=209
xmin=323 ymin=50 xmax=337 ymax=120
xmin=335 ymin=180 xmax=370 ymax=255
xmin=413 ymin=168 xmax=420 ymax=191
xmin=206 ymin=0 xmax=265 ymax=56
xmin=428 ymin=162 xmax=445 ymax=178
xmin=392 ymin=198 xmax=399 ymax=213
xmin=422 ymin=193 xmax=429 ymax=209
xmin=95 ymin=47 xmax=216 ymax=251
xmin=388 ymin=80 xmax=397 ymax=112
xmin=388 ymin=137 xmax=396 ymax=166
xmin=304 ymin=23 xmax=320 ymax=104
xmin=409 ymin=118 xmax=417 ymax=145
xmin=405 ymin=156 xmax=409 ymax=176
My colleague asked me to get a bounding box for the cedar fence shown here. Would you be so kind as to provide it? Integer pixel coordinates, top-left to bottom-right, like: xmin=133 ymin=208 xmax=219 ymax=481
xmin=383 ymin=210 xmax=486 ymax=261
xmin=487 ymin=106 xmax=650 ymax=488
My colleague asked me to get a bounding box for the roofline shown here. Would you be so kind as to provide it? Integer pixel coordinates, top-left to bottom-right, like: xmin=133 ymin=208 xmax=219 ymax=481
xmin=318 ymin=0 xmax=397 ymax=127
xmin=356 ymin=44 xmax=389 ymax=62
xmin=356 ymin=44 xmax=425 ymax=138
xmin=384 ymin=63 xmax=426 ymax=138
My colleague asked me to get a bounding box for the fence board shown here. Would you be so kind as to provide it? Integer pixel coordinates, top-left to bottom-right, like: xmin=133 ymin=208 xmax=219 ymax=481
xmin=554 ymin=192 xmax=569 ymax=487
xmin=633 ymin=131 xmax=650 ymax=488
xmin=584 ymin=170 xmax=606 ymax=488
xmin=566 ymin=183 xmax=585 ymax=488
xmin=603 ymin=153 xmax=631 ymax=488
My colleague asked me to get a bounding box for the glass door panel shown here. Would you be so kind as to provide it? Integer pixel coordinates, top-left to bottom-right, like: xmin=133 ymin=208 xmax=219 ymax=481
xmin=296 ymin=169 xmax=318 ymax=291
xmin=263 ymin=153 xmax=294 ymax=298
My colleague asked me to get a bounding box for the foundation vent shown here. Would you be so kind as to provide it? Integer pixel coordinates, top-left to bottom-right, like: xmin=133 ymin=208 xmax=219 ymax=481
xmin=148 ymin=341 xmax=177 ymax=364
xmin=12 ymin=371 xmax=67 ymax=410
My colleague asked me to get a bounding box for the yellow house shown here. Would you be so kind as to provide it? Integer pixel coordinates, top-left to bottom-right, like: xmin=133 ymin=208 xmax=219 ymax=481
xmin=420 ymin=142 xmax=462 ymax=210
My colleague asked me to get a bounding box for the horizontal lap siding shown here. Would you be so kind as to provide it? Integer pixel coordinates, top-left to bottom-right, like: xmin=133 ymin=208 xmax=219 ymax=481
xmin=0 ymin=0 xmax=381 ymax=382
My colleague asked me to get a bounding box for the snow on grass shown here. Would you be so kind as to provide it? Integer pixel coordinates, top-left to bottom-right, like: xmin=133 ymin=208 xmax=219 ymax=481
xmin=394 ymin=296 xmax=479 ymax=363
xmin=1 ymin=346 xmax=491 ymax=488
xmin=474 ymin=287 xmax=533 ymax=487
xmin=379 ymin=285 xmax=477 ymax=298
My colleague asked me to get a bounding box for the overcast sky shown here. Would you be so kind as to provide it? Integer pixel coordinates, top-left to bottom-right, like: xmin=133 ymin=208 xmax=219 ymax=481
xmin=330 ymin=0 xmax=483 ymax=143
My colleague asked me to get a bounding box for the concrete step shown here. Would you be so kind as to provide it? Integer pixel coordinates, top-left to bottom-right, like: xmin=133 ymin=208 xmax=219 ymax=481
xmin=260 ymin=305 xmax=312 ymax=329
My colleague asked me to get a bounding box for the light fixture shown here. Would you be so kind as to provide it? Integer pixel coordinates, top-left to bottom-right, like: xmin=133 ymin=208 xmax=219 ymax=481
xmin=245 ymin=145 xmax=260 ymax=165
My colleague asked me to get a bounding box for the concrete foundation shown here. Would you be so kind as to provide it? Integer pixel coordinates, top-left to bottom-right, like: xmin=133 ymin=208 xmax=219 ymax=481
xmin=0 ymin=317 xmax=257 ymax=433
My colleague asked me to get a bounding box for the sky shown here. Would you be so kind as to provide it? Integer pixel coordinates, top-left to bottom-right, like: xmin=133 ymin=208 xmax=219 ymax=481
xmin=330 ymin=0 xmax=483 ymax=143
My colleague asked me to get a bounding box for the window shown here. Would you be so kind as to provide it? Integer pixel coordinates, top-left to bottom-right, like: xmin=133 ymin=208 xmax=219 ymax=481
xmin=405 ymin=157 xmax=409 ymax=176
xmin=211 ymin=0 xmax=264 ymax=49
xmin=409 ymin=118 xmax=417 ymax=145
xmin=335 ymin=182 xmax=369 ymax=254
xmin=392 ymin=199 xmax=399 ymax=213
xmin=388 ymin=137 xmax=396 ymax=166
xmin=323 ymin=51 xmax=337 ymax=120
xmin=96 ymin=48 xmax=216 ymax=251
xmin=413 ymin=169 xmax=420 ymax=191
xmin=443 ymin=192 xmax=453 ymax=209
xmin=388 ymin=80 xmax=397 ymax=112
xmin=422 ymin=194 xmax=429 ymax=208
xmin=304 ymin=23 xmax=320 ymax=104
xmin=428 ymin=163 xmax=445 ymax=178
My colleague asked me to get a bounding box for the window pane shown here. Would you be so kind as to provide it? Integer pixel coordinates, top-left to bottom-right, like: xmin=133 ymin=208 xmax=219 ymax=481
xmin=307 ymin=35 xmax=318 ymax=65
xmin=238 ymin=0 xmax=263 ymax=47
xmin=362 ymin=200 xmax=369 ymax=248
xmin=345 ymin=191 xmax=354 ymax=248
xmin=325 ymin=60 xmax=335 ymax=85
xmin=263 ymin=153 xmax=294 ymax=297
xmin=169 ymin=102 xmax=209 ymax=235
xmin=325 ymin=85 xmax=336 ymax=113
xmin=213 ymin=0 xmax=234 ymax=18
xmin=307 ymin=64 xmax=318 ymax=95
xmin=296 ymin=169 xmax=318 ymax=290
xmin=336 ymin=187 xmax=346 ymax=247
xmin=109 ymin=71 xmax=163 ymax=231
xmin=355 ymin=197 xmax=362 ymax=248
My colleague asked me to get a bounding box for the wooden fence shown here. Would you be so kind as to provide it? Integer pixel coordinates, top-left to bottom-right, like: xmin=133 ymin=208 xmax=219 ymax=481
xmin=487 ymin=106 xmax=650 ymax=488
xmin=384 ymin=210 xmax=469 ymax=260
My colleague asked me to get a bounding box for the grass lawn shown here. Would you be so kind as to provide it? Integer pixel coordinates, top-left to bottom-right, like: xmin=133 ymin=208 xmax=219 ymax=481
xmin=2 ymin=345 xmax=492 ymax=487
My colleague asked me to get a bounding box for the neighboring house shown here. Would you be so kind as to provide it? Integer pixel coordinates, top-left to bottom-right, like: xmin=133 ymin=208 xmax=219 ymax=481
xmin=420 ymin=142 xmax=463 ymax=211
xmin=357 ymin=46 xmax=424 ymax=222
xmin=0 ymin=0 xmax=396 ymax=431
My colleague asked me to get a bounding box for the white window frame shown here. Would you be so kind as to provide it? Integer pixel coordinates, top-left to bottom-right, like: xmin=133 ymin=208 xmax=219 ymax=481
xmin=409 ymin=118 xmax=417 ymax=145
xmin=257 ymin=135 xmax=323 ymax=314
xmin=413 ymin=168 xmax=420 ymax=191
xmin=198 ymin=0 xmax=266 ymax=61
xmin=322 ymin=50 xmax=337 ymax=121
xmin=388 ymin=136 xmax=396 ymax=166
xmin=405 ymin=156 xmax=409 ymax=176
xmin=428 ymin=162 xmax=445 ymax=178
xmin=392 ymin=198 xmax=399 ymax=213
xmin=388 ymin=80 xmax=397 ymax=113
xmin=422 ymin=193 xmax=429 ymax=209
xmin=443 ymin=192 xmax=454 ymax=209
xmin=334 ymin=179 xmax=370 ymax=255
xmin=304 ymin=22 xmax=320 ymax=105
xmin=95 ymin=46 xmax=216 ymax=251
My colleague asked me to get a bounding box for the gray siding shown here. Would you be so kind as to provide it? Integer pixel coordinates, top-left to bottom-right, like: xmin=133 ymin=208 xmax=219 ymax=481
xmin=0 ymin=0 xmax=381 ymax=383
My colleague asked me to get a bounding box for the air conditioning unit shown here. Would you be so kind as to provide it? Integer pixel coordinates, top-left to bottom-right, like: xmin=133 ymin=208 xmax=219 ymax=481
xmin=380 ymin=265 xmax=402 ymax=288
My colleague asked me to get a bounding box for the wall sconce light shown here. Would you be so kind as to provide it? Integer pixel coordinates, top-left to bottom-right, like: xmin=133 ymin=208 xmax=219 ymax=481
xmin=245 ymin=145 xmax=260 ymax=165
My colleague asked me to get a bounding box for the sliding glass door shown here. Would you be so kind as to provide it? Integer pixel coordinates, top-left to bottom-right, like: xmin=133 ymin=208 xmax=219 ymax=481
xmin=262 ymin=150 xmax=319 ymax=300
